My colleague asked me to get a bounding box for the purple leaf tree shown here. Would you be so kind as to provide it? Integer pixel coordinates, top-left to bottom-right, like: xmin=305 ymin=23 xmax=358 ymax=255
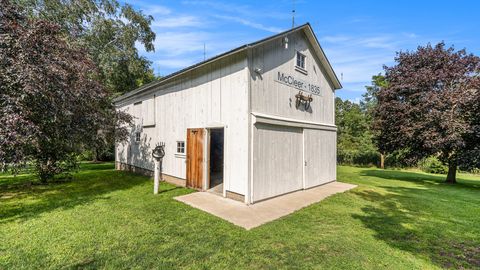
xmin=373 ymin=42 xmax=480 ymax=183
xmin=0 ymin=0 xmax=131 ymax=182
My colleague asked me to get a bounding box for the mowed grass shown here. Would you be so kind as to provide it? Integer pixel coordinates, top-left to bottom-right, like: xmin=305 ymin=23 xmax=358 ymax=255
xmin=1 ymin=163 xmax=479 ymax=269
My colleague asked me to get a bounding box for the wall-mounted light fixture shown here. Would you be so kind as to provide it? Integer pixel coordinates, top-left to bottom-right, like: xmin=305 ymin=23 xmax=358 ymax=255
xmin=282 ymin=36 xmax=289 ymax=49
xmin=254 ymin=67 xmax=262 ymax=74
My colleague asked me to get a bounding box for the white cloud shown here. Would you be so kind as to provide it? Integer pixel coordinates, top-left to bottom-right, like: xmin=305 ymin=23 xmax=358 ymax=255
xmin=341 ymin=82 xmax=371 ymax=93
xmin=152 ymin=16 xmax=204 ymax=28
xmin=403 ymin=32 xmax=418 ymax=38
xmin=151 ymin=31 xmax=210 ymax=56
xmin=141 ymin=30 xmax=248 ymax=76
xmin=348 ymin=97 xmax=362 ymax=104
xmin=183 ymin=0 xmax=291 ymax=20
xmin=213 ymin=15 xmax=283 ymax=33
xmin=182 ymin=1 xmax=256 ymax=17
xmin=322 ymin=35 xmax=351 ymax=43
xmin=182 ymin=0 xmax=286 ymax=32
xmin=155 ymin=59 xmax=196 ymax=69
xmin=320 ymin=33 xmax=424 ymax=92
xmin=138 ymin=4 xmax=171 ymax=15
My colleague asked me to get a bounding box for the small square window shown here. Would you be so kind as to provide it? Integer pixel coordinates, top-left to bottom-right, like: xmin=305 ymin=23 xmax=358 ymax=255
xmin=296 ymin=51 xmax=306 ymax=69
xmin=135 ymin=131 xmax=141 ymax=142
xmin=176 ymin=141 xmax=185 ymax=154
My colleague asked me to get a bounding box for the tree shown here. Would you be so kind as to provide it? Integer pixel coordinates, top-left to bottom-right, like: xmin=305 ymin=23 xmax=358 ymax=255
xmin=0 ymin=0 xmax=131 ymax=181
xmin=14 ymin=0 xmax=158 ymax=94
xmin=361 ymin=74 xmax=388 ymax=118
xmin=335 ymin=98 xmax=378 ymax=166
xmin=13 ymin=0 xmax=158 ymax=161
xmin=361 ymin=74 xmax=388 ymax=168
xmin=373 ymin=42 xmax=480 ymax=183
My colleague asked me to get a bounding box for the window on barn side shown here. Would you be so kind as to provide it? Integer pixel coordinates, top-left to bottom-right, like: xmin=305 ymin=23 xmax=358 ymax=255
xmin=296 ymin=51 xmax=306 ymax=70
xmin=177 ymin=141 xmax=185 ymax=154
xmin=135 ymin=131 xmax=141 ymax=143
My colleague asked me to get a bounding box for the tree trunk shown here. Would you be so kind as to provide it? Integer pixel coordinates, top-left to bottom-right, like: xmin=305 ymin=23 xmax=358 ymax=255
xmin=446 ymin=161 xmax=457 ymax=184
xmin=94 ymin=148 xmax=99 ymax=162
xmin=37 ymin=159 xmax=55 ymax=183
xmin=380 ymin=153 xmax=385 ymax=169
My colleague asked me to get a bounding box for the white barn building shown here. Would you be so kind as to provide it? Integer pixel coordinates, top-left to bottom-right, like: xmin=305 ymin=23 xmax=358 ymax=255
xmin=114 ymin=23 xmax=342 ymax=204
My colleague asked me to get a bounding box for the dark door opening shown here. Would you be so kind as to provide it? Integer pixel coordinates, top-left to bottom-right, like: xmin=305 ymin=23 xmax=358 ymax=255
xmin=208 ymin=128 xmax=224 ymax=194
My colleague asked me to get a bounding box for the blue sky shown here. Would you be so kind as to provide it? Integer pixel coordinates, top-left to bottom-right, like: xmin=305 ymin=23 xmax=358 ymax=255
xmin=130 ymin=0 xmax=480 ymax=102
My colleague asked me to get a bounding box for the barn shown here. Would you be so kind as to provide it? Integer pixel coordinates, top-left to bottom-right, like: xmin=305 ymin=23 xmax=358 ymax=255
xmin=114 ymin=23 xmax=342 ymax=204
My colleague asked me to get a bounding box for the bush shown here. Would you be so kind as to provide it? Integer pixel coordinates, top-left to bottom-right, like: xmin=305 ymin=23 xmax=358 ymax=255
xmin=338 ymin=149 xmax=380 ymax=167
xmin=384 ymin=150 xmax=412 ymax=168
xmin=78 ymin=150 xmax=95 ymax=161
xmin=77 ymin=148 xmax=115 ymax=162
xmin=97 ymin=148 xmax=115 ymax=161
xmin=419 ymin=156 xmax=448 ymax=174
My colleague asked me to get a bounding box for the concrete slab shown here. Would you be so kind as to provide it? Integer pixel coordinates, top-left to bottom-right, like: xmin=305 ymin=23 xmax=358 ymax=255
xmin=174 ymin=181 xmax=357 ymax=230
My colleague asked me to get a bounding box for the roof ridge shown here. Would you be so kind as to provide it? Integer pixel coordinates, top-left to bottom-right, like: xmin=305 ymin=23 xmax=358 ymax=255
xmin=114 ymin=22 xmax=339 ymax=103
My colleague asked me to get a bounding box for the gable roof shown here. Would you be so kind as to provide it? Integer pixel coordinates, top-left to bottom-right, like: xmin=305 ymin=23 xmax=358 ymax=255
xmin=114 ymin=23 xmax=342 ymax=103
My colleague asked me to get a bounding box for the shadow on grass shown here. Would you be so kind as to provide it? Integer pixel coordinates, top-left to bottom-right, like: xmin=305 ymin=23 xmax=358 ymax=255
xmin=78 ymin=162 xmax=116 ymax=172
xmin=156 ymin=186 xmax=183 ymax=194
xmin=361 ymin=169 xmax=480 ymax=189
xmin=0 ymin=165 xmax=148 ymax=224
xmin=352 ymin=169 xmax=480 ymax=269
xmin=0 ymin=162 xmax=115 ymax=188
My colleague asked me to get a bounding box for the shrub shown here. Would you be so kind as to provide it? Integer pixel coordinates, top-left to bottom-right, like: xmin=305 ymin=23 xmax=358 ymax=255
xmin=338 ymin=149 xmax=380 ymax=167
xmin=419 ymin=156 xmax=448 ymax=174
xmin=384 ymin=150 xmax=412 ymax=168
xmin=78 ymin=148 xmax=115 ymax=162
xmin=78 ymin=150 xmax=95 ymax=161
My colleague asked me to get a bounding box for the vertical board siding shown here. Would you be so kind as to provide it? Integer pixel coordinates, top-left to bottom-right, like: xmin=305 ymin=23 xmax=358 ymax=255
xmin=304 ymin=129 xmax=337 ymax=188
xmin=116 ymin=54 xmax=249 ymax=196
xmin=116 ymin=29 xmax=339 ymax=201
xmin=253 ymin=123 xmax=303 ymax=202
xmin=142 ymin=97 xmax=155 ymax=126
xmin=250 ymin=31 xmax=336 ymax=125
xmin=249 ymin=30 xmax=338 ymax=202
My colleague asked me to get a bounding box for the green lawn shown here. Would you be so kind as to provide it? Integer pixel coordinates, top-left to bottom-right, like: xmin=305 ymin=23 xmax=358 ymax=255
xmin=1 ymin=163 xmax=479 ymax=269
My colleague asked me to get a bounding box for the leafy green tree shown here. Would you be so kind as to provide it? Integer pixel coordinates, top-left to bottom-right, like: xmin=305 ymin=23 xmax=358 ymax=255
xmin=373 ymin=42 xmax=480 ymax=183
xmin=335 ymin=98 xmax=379 ymax=166
xmin=361 ymin=74 xmax=387 ymax=119
xmin=0 ymin=0 xmax=132 ymax=181
xmin=12 ymin=0 xmax=159 ymax=161
xmin=15 ymin=0 xmax=157 ymax=94
xmin=361 ymin=74 xmax=388 ymax=167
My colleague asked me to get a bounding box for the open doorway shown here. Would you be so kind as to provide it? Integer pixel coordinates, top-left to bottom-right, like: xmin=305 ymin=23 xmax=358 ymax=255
xmin=208 ymin=128 xmax=224 ymax=194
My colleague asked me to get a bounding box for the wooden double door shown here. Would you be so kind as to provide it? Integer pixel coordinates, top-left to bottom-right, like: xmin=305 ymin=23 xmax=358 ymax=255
xmin=252 ymin=123 xmax=337 ymax=202
xmin=186 ymin=128 xmax=204 ymax=189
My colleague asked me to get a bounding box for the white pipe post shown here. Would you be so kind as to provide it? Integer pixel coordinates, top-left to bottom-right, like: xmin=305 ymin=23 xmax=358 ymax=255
xmin=154 ymin=159 xmax=160 ymax=194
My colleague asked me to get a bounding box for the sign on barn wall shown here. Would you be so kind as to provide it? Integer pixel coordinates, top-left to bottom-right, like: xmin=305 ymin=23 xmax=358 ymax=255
xmin=274 ymin=71 xmax=321 ymax=96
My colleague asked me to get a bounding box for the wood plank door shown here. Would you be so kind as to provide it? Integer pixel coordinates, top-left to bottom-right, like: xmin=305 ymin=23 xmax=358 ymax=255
xmin=304 ymin=129 xmax=337 ymax=188
xmin=186 ymin=128 xmax=204 ymax=189
xmin=252 ymin=123 xmax=303 ymax=202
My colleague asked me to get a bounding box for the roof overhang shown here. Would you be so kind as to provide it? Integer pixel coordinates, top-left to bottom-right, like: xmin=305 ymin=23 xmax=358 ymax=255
xmin=114 ymin=23 xmax=342 ymax=104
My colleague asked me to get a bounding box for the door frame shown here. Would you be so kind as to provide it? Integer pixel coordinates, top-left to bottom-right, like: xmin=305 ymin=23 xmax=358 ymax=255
xmin=186 ymin=126 xmax=227 ymax=196
xmin=204 ymin=127 xmax=226 ymax=196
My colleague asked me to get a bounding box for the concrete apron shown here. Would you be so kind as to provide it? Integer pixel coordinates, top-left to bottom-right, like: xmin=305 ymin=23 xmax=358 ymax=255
xmin=174 ymin=181 xmax=357 ymax=230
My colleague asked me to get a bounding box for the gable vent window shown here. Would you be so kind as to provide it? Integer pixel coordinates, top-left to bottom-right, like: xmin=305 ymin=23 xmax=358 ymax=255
xmin=177 ymin=141 xmax=185 ymax=154
xmin=135 ymin=131 xmax=141 ymax=143
xmin=296 ymin=51 xmax=306 ymax=70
